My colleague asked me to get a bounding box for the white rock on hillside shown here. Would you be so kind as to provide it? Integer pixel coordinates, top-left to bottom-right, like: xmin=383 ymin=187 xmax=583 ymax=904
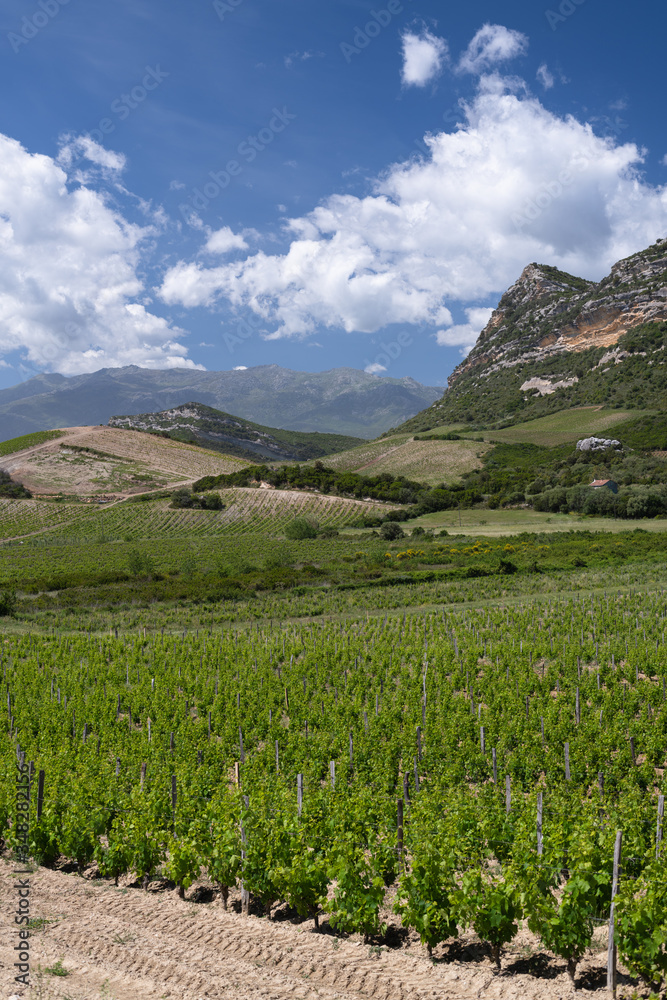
xmin=576 ymin=437 xmax=621 ymax=451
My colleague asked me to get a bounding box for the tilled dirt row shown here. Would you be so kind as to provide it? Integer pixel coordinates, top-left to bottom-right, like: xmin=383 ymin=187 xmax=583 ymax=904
xmin=0 ymin=860 xmax=617 ymax=1000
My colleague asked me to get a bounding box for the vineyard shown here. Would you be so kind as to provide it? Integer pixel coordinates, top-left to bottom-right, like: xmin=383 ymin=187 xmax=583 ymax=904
xmin=0 ymin=488 xmax=382 ymax=546
xmin=2 ymin=592 xmax=666 ymax=995
xmin=89 ymin=489 xmax=383 ymax=539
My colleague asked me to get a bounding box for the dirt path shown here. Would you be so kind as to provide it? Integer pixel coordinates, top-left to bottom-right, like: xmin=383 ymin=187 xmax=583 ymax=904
xmin=0 ymin=860 xmax=621 ymax=1000
xmin=353 ymin=441 xmax=412 ymax=473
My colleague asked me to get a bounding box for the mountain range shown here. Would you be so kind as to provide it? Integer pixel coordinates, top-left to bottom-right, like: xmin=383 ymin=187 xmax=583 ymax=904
xmin=0 ymin=365 xmax=441 ymax=443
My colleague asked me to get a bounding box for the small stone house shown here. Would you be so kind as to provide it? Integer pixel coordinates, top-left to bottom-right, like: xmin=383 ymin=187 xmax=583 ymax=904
xmin=589 ymin=479 xmax=618 ymax=493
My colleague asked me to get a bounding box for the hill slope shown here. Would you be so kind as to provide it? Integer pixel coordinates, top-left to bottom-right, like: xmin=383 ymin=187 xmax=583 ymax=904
xmin=0 ymin=365 xmax=441 ymax=442
xmin=0 ymin=425 xmax=247 ymax=496
xmin=108 ymin=402 xmax=362 ymax=463
xmin=398 ymin=238 xmax=667 ymax=432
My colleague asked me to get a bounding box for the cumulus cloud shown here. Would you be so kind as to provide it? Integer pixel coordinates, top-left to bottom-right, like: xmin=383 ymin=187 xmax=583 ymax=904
xmin=204 ymin=226 xmax=249 ymax=254
xmin=536 ymin=63 xmax=555 ymax=90
xmin=233 ymin=365 xmax=248 ymax=370
xmin=364 ymin=362 xmax=387 ymax=374
xmin=436 ymin=307 xmax=494 ymax=355
xmin=458 ymin=24 xmax=528 ymax=75
xmin=0 ymin=132 xmax=200 ymax=376
xmin=401 ymin=29 xmax=448 ymax=87
xmin=158 ymin=79 xmax=667 ymax=346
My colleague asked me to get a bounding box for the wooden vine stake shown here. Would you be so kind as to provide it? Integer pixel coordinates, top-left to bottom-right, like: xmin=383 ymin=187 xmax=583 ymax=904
xmin=657 ymin=794 xmax=665 ymax=858
xmin=537 ymin=791 xmax=543 ymax=856
xmin=240 ymin=795 xmax=250 ymax=916
xmin=329 ymin=760 xmax=335 ymax=789
xmin=397 ymin=799 xmax=404 ymax=872
xmin=36 ymin=769 xmax=45 ymax=821
xmin=505 ymin=774 xmax=511 ymax=814
xmin=297 ymin=773 xmax=303 ymax=819
xmin=607 ymin=830 xmax=622 ymax=997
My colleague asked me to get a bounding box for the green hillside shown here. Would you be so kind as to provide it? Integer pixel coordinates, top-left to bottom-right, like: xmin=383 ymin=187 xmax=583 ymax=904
xmin=109 ymin=402 xmax=364 ymax=463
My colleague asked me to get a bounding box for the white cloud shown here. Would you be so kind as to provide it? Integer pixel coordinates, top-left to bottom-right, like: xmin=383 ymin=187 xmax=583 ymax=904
xmin=233 ymin=365 xmax=248 ymax=370
xmin=204 ymin=226 xmax=249 ymax=254
xmin=364 ymin=362 xmax=387 ymax=374
xmin=0 ymin=132 xmax=200 ymax=376
xmin=401 ymin=29 xmax=448 ymax=88
xmin=458 ymin=24 xmax=528 ymax=75
xmin=158 ymin=79 xmax=667 ymax=343
xmin=285 ymin=50 xmax=325 ymax=69
xmin=436 ymin=307 xmax=494 ymax=355
xmin=536 ymin=63 xmax=555 ymax=90
xmin=170 ymin=179 xmax=186 ymax=191
xmin=57 ymin=135 xmax=126 ymax=174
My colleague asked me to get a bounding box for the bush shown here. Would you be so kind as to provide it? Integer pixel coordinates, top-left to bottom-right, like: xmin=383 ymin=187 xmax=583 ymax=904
xmin=411 ymin=526 xmax=426 ymax=537
xmin=498 ymin=560 xmax=518 ymax=575
xmin=285 ymin=518 xmax=318 ymax=540
xmin=380 ymin=521 xmax=404 ymax=540
xmin=127 ymin=550 xmax=157 ymax=578
xmin=171 ymin=487 xmax=197 ymax=509
xmin=0 ymin=590 xmax=17 ymax=616
xmin=202 ymin=492 xmax=224 ymax=510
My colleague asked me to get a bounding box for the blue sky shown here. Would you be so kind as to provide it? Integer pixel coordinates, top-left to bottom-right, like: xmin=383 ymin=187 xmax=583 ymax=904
xmin=0 ymin=0 xmax=665 ymax=391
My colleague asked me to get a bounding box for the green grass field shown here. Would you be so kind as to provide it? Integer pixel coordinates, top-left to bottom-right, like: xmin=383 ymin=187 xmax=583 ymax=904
xmin=424 ymin=408 xmax=636 ymax=447
xmin=403 ymin=506 xmax=667 ymax=536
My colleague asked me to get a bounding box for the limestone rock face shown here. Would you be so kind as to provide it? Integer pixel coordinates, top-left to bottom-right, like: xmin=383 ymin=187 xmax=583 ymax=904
xmin=576 ymin=437 xmax=622 ymax=452
xmin=447 ymin=240 xmax=667 ymax=388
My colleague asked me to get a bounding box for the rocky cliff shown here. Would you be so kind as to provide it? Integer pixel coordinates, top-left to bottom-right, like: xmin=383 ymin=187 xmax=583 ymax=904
xmin=400 ymin=238 xmax=667 ymax=430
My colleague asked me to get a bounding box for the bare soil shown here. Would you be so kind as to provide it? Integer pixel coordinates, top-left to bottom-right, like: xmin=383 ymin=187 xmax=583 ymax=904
xmin=3 ymin=427 xmax=244 ymax=497
xmin=0 ymin=859 xmax=642 ymax=1000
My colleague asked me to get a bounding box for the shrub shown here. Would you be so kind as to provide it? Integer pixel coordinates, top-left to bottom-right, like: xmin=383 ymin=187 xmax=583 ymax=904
xmin=171 ymin=487 xmax=197 ymax=509
xmin=380 ymin=522 xmax=404 ymax=541
xmin=498 ymin=560 xmax=518 ymax=575
xmin=0 ymin=590 xmax=17 ymax=616
xmin=285 ymin=518 xmax=318 ymax=540
xmin=127 ymin=550 xmax=156 ymax=579
xmin=202 ymin=492 xmax=224 ymax=510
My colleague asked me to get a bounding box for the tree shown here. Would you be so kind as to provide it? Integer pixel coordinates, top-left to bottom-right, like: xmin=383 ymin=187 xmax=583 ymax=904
xmin=380 ymin=521 xmax=404 ymax=540
xmin=202 ymin=492 xmax=224 ymax=510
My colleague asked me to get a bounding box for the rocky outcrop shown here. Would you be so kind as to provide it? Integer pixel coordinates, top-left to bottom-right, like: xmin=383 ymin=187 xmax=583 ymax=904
xmin=448 ymin=241 xmax=667 ymax=387
xmin=576 ymin=437 xmax=622 ymax=452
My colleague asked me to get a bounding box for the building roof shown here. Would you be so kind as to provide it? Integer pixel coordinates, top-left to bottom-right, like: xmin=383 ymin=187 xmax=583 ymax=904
xmin=590 ymin=479 xmax=615 ymax=487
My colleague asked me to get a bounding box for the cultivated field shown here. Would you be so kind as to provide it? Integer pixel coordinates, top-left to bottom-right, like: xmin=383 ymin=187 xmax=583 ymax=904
xmin=316 ymin=433 xmax=486 ymax=484
xmin=1 ymin=425 xmax=247 ymax=496
xmin=0 ymin=859 xmax=626 ymax=1000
